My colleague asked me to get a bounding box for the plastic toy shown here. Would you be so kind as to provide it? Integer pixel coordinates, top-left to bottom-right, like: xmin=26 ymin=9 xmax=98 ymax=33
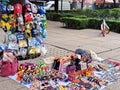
xmin=16 ymin=70 xmax=24 ymax=81
xmin=14 ymin=3 xmax=22 ymax=17
xmin=28 ymin=46 xmax=35 ymax=56
xmin=18 ymin=65 xmax=26 ymax=72
xmin=8 ymin=14 xmax=16 ymax=33
xmin=25 ymin=29 xmax=32 ymax=39
xmin=101 ymin=19 xmax=110 ymax=37
xmin=40 ymin=14 xmax=46 ymax=21
xmin=30 ymin=3 xmax=38 ymax=13
xmin=38 ymin=61 xmax=46 ymax=67
xmin=16 ymin=33 xmax=25 ymax=40
xmin=8 ymin=34 xmax=17 ymax=42
xmin=41 ymin=21 xmax=47 ymax=38
xmin=0 ymin=3 xmax=7 ymax=14
xmin=7 ymin=4 xmax=14 ymax=14
xmin=18 ymin=39 xmax=28 ymax=48
xmin=25 ymin=3 xmax=32 ymax=12
xmin=25 ymin=22 xmax=32 ymax=39
xmin=21 ymin=73 xmax=32 ymax=84
xmin=17 ymin=14 xmax=24 ymax=32
xmin=35 ymin=46 xmax=41 ymax=56
xmin=68 ymin=67 xmax=94 ymax=83
xmin=0 ymin=14 xmax=11 ymax=31
xmin=24 ymin=13 xmax=33 ymax=22
xmin=39 ymin=6 xmax=46 ymax=15
xmin=0 ymin=44 xmax=8 ymax=51
xmin=8 ymin=41 xmax=19 ymax=50
xmin=19 ymin=47 xmax=28 ymax=58
xmin=30 ymin=79 xmax=40 ymax=90
xmin=34 ymin=65 xmax=41 ymax=74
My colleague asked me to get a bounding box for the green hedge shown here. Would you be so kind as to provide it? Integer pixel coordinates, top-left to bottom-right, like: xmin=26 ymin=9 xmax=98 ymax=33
xmin=87 ymin=18 xmax=101 ymax=29
xmin=47 ymin=8 xmax=120 ymax=20
xmin=46 ymin=12 xmax=75 ymax=21
xmin=60 ymin=17 xmax=120 ymax=33
xmin=107 ymin=20 xmax=120 ymax=33
xmin=47 ymin=8 xmax=120 ymax=33
xmin=61 ymin=17 xmax=89 ymax=29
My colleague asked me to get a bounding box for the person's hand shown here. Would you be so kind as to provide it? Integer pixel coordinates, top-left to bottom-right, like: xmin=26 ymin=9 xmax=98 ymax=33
xmin=81 ymin=55 xmax=87 ymax=62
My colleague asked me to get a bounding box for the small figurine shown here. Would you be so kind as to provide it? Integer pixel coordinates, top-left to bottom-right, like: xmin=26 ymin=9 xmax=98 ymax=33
xmin=16 ymin=70 xmax=24 ymax=81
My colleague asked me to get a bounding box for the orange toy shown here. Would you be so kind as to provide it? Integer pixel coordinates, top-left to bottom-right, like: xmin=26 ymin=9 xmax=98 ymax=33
xmin=68 ymin=67 xmax=94 ymax=83
xmin=16 ymin=70 xmax=24 ymax=81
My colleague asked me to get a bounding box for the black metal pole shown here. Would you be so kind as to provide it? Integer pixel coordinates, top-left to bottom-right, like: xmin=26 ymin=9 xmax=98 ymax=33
xmin=61 ymin=0 xmax=63 ymax=12
xmin=55 ymin=0 xmax=58 ymax=13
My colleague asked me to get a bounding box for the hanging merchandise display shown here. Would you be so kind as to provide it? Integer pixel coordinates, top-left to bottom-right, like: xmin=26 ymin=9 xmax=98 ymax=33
xmin=0 ymin=0 xmax=47 ymax=59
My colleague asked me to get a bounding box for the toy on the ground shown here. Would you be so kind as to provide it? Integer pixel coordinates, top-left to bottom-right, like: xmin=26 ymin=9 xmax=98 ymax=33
xmin=68 ymin=67 xmax=94 ymax=83
xmin=101 ymin=19 xmax=110 ymax=37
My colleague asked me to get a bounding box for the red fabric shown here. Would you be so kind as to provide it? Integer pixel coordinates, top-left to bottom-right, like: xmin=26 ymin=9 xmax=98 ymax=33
xmin=1 ymin=61 xmax=12 ymax=77
xmin=11 ymin=58 xmax=18 ymax=75
xmin=0 ymin=58 xmax=18 ymax=77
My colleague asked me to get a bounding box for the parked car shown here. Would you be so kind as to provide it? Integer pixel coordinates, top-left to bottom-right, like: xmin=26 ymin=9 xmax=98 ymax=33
xmin=44 ymin=1 xmax=70 ymax=10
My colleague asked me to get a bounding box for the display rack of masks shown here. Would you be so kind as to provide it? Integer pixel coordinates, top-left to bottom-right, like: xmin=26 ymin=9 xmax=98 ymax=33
xmin=0 ymin=0 xmax=47 ymax=59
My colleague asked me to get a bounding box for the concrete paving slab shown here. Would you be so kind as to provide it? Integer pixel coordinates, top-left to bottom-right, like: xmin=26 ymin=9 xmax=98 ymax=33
xmin=0 ymin=79 xmax=24 ymax=90
xmin=112 ymin=56 xmax=120 ymax=62
xmin=16 ymin=86 xmax=29 ymax=90
xmin=0 ymin=77 xmax=9 ymax=82
xmin=47 ymin=21 xmax=120 ymax=54
xmin=98 ymin=48 xmax=120 ymax=60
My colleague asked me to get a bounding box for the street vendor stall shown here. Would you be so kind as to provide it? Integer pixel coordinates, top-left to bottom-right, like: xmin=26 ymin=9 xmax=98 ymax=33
xmin=0 ymin=0 xmax=47 ymax=59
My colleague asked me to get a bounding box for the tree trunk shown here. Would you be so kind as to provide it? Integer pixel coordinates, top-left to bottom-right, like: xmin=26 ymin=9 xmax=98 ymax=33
xmin=102 ymin=0 xmax=105 ymax=9
xmin=55 ymin=0 xmax=58 ymax=13
xmin=113 ymin=0 xmax=116 ymax=8
xmin=81 ymin=0 xmax=84 ymax=9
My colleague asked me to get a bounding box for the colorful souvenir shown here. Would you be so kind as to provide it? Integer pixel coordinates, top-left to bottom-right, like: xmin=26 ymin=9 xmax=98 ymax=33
xmin=14 ymin=3 xmax=22 ymax=17
xmin=25 ymin=29 xmax=32 ymax=39
xmin=19 ymin=47 xmax=28 ymax=58
xmin=7 ymin=4 xmax=14 ymax=14
xmin=17 ymin=14 xmax=24 ymax=32
xmin=30 ymin=3 xmax=38 ymax=13
xmin=18 ymin=39 xmax=28 ymax=48
xmin=8 ymin=41 xmax=18 ymax=50
xmin=0 ymin=3 xmax=7 ymax=13
xmin=28 ymin=38 xmax=35 ymax=47
xmin=35 ymin=46 xmax=41 ymax=55
xmin=16 ymin=33 xmax=25 ymax=40
xmin=24 ymin=13 xmax=33 ymax=22
xmin=39 ymin=6 xmax=46 ymax=15
xmin=28 ymin=46 xmax=35 ymax=55
xmin=0 ymin=14 xmax=11 ymax=31
xmin=59 ymin=57 xmax=71 ymax=73
xmin=8 ymin=34 xmax=17 ymax=42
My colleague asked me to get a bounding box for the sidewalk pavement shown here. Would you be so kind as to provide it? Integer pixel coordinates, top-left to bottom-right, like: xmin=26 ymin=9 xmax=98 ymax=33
xmin=0 ymin=20 xmax=120 ymax=90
